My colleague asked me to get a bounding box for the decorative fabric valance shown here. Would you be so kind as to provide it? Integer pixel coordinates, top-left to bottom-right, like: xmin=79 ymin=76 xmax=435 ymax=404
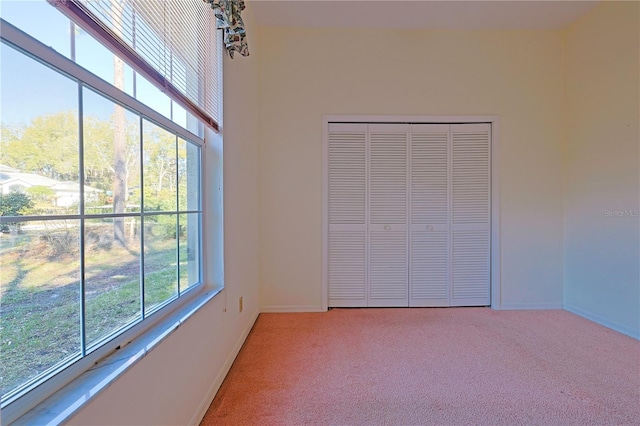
xmin=205 ymin=0 xmax=249 ymax=58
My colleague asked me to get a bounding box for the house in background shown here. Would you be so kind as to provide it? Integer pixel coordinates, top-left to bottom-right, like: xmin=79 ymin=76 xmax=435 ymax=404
xmin=0 ymin=164 xmax=101 ymax=207
xmin=6 ymin=1 xmax=638 ymax=424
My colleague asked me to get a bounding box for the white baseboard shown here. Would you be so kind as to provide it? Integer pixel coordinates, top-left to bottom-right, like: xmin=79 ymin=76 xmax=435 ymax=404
xmin=190 ymin=309 xmax=260 ymax=425
xmin=564 ymin=304 xmax=640 ymax=340
xmin=499 ymin=303 xmax=564 ymax=310
xmin=260 ymin=305 xmax=326 ymax=313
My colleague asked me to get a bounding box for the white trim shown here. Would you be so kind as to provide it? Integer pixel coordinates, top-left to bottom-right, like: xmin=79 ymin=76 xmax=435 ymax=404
xmin=565 ymin=305 xmax=640 ymax=340
xmin=500 ymin=303 xmax=564 ymax=310
xmin=323 ymin=115 xmax=500 ymax=124
xmin=322 ymin=115 xmax=502 ymax=309
xmin=12 ymin=289 xmax=222 ymax=426
xmin=490 ymin=117 xmax=502 ymax=309
xmin=321 ymin=123 xmax=329 ymax=311
xmin=260 ymin=305 xmax=326 ymax=313
xmin=190 ymin=309 xmax=260 ymax=426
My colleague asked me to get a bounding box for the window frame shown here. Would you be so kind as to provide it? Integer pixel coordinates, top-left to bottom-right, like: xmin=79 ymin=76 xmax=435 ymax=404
xmin=0 ymin=18 xmax=217 ymax=423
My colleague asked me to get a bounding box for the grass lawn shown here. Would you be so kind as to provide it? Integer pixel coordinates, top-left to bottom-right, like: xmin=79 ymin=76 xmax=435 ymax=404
xmin=0 ymin=223 xmax=188 ymax=398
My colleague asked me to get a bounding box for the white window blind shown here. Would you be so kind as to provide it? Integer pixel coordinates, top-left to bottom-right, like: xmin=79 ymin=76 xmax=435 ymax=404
xmin=49 ymin=0 xmax=222 ymax=131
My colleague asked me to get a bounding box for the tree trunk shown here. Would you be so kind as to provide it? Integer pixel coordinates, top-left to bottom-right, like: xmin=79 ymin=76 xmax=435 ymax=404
xmin=113 ymin=2 xmax=127 ymax=246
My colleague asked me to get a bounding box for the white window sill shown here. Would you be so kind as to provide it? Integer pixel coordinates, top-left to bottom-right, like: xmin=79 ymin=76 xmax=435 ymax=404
xmin=12 ymin=288 xmax=222 ymax=426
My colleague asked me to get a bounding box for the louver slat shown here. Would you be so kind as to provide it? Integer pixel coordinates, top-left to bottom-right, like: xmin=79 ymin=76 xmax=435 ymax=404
xmin=328 ymin=124 xmax=367 ymax=307
xmin=369 ymin=230 xmax=408 ymax=306
xmin=411 ymin=231 xmax=448 ymax=305
xmin=328 ymin=229 xmax=367 ymax=306
xmin=452 ymin=230 xmax=490 ymax=302
xmin=451 ymin=123 xmax=490 ymax=306
xmin=452 ymin=127 xmax=490 ymax=225
xmin=409 ymin=124 xmax=450 ymax=306
xmin=368 ymin=124 xmax=408 ymax=306
xmin=369 ymin=129 xmax=407 ymax=224
xmin=411 ymin=127 xmax=449 ymax=225
xmin=328 ymin=128 xmax=366 ymax=225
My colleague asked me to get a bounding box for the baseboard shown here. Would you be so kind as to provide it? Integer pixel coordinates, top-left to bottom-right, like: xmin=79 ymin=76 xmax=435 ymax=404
xmin=260 ymin=305 xmax=326 ymax=313
xmin=189 ymin=309 xmax=260 ymax=425
xmin=564 ymin=304 xmax=640 ymax=340
xmin=499 ymin=303 xmax=564 ymax=310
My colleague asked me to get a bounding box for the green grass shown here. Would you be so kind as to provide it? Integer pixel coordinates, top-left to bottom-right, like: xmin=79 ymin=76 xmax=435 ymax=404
xmin=0 ymin=227 xmax=185 ymax=398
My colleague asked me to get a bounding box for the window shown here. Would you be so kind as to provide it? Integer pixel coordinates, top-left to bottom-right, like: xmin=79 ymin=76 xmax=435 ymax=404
xmin=0 ymin=0 xmax=209 ymax=137
xmin=0 ymin=0 xmax=219 ymax=420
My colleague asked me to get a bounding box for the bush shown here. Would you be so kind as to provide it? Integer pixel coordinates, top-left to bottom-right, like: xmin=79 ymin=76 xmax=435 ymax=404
xmin=0 ymin=191 xmax=33 ymax=233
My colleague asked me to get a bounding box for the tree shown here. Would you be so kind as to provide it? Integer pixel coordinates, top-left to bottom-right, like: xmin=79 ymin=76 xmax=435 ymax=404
xmin=0 ymin=112 xmax=78 ymax=181
xmin=112 ymin=0 xmax=127 ymax=246
xmin=141 ymin=125 xmax=178 ymax=211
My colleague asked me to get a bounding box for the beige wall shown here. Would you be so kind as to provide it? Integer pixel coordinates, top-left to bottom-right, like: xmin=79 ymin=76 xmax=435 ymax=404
xmin=564 ymin=1 xmax=640 ymax=337
xmin=67 ymin=4 xmax=262 ymax=425
xmin=258 ymin=27 xmax=566 ymax=310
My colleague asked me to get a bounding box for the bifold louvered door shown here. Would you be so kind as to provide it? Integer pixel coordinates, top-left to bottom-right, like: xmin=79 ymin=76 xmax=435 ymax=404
xmin=409 ymin=124 xmax=451 ymax=306
xmin=327 ymin=121 xmax=490 ymax=308
xmin=450 ymin=123 xmax=490 ymax=306
xmin=368 ymin=124 xmax=409 ymax=307
xmin=328 ymin=124 xmax=367 ymax=307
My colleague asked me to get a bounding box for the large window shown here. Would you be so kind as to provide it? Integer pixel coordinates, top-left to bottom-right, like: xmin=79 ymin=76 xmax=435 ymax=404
xmin=0 ymin=0 xmax=215 ymax=416
xmin=0 ymin=0 xmax=210 ymax=138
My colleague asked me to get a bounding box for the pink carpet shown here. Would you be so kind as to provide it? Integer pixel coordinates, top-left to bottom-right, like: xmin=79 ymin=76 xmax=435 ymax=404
xmin=201 ymin=308 xmax=640 ymax=425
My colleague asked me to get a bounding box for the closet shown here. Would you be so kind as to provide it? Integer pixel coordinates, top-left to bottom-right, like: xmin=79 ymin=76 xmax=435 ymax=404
xmin=327 ymin=122 xmax=490 ymax=307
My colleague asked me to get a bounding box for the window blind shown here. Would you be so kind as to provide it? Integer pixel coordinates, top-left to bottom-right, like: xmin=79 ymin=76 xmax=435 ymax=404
xmin=48 ymin=0 xmax=222 ymax=132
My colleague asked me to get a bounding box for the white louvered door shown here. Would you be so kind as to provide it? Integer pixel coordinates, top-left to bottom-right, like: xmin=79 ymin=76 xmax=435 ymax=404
xmin=451 ymin=123 xmax=491 ymax=306
xmin=326 ymin=121 xmax=490 ymax=308
xmin=328 ymin=124 xmax=367 ymax=307
xmin=409 ymin=124 xmax=451 ymax=307
xmin=368 ymin=124 xmax=409 ymax=307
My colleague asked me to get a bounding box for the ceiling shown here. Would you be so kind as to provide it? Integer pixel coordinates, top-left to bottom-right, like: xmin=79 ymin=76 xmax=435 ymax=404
xmin=250 ymin=0 xmax=601 ymax=30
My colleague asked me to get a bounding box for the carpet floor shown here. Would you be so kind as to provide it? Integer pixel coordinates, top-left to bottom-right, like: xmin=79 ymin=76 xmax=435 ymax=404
xmin=201 ymin=308 xmax=640 ymax=425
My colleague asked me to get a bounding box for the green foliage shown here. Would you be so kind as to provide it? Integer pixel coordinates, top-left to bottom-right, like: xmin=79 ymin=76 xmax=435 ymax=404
xmin=146 ymin=214 xmax=180 ymax=239
xmin=0 ymin=191 xmax=33 ymax=217
xmin=1 ymin=111 xmax=188 ymax=215
xmin=0 ymin=191 xmax=33 ymax=233
xmin=1 ymin=112 xmax=79 ymax=181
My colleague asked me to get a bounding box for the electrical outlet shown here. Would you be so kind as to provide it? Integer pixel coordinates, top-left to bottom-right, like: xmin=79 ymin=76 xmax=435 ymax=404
xmin=239 ymin=296 xmax=243 ymax=313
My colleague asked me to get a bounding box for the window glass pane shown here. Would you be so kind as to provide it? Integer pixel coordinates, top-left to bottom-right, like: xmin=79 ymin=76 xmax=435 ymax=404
xmin=84 ymin=217 xmax=141 ymax=348
xmin=0 ymin=219 xmax=81 ymax=399
xmin=179 ymin=213 xmax=200 ymax=293
xmin=83 ymin=88 xmax=141 ymax=214
xmin=186 ymin=110 xmax=204 ymax=139
xmin=0 ymin=43 xmax=80 ymax=215
xmin=0 ymin=1 xmax=71 ymax=58
xmin=75 ymin=31 xmax=113 ymax=86
xmin=172 ymin=101 xmax=187 ymax=130
xmin=136 ymin=74 xmax=171 ymax=119
xmin=143 ymin=120 xmax=176 ymax=212
xmin=178 ymin=139 xmax=200 ymax=211
xmin=75 ymin=31 xmax=135 ymax=97
xmin=144 ymin=214 xmax=178 ymax=314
